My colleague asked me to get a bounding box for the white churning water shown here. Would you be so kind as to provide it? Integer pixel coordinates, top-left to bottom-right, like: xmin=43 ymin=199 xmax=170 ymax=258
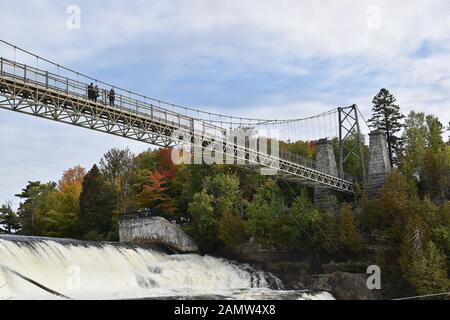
xmin=0 ymin=236 xmax=333 ymax=300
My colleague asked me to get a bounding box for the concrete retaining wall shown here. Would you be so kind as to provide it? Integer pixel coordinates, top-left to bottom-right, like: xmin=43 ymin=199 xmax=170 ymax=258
xmin=119 ymin=215 xmax=198 ymax=253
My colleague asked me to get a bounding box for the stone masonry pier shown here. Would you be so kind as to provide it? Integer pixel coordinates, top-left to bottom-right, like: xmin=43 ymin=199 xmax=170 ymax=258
xmin=314 ymin=138 xmax=338 ymax=213
xmin=367 ymin=130 xmax=391 ymax=197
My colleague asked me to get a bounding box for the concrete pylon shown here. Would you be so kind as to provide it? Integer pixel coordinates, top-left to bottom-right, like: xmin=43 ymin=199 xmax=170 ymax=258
xmin=367 ymin=130 xmax=392 ymax=197
xmin=314 ymin=138 xmax=338 ymax=213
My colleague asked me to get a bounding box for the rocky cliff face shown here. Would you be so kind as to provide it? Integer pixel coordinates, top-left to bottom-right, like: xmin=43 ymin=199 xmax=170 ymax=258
xmin=119 ymin=216 xmax=198 ymax=253
xmin=218 ymin=239 xmax=381 ymax=300
xmin=254 ymin=261 xmax=380 ymax=300
xmin=306 ymin=272 xmax=381 ymax=300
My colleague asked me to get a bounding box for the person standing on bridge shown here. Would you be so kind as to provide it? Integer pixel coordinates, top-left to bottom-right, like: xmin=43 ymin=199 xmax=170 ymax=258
xmin=94 ymin=85 xmax=99 ymax=103
xmin=108 ymin=88 xmax=115 ymax=106
xmin=87 ymin=83 xmax=94 ymax=101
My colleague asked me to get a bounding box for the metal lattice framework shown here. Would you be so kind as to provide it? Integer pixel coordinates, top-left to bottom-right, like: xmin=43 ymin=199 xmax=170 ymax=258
xmin=338 ymin=105 xmax=367 ymax=182
xmin=0 ymin=57 xmax=355 ymax=193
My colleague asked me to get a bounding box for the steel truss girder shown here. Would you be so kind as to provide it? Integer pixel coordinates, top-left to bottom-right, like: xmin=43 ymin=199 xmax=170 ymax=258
xmin=0 ymin=74 xmax=355 ymax=193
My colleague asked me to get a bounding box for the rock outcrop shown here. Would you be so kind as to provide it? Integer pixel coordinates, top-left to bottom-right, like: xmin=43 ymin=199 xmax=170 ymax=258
xmin=222 ymin=239 xmax=382 ymax=300
xmin=306 ymin=271 xmax=381 ymax=300
xmin=119 ymin=215 xmax=198 ymax=253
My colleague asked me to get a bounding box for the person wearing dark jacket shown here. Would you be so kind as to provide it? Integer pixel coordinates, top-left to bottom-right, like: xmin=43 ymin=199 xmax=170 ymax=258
xmin=94 ymin=85 xmax=99 ymax=102
xmin=87 ymin=83 xmax=94 ymax=100
xmin=108 ymin=88 xmax=115 ymax=106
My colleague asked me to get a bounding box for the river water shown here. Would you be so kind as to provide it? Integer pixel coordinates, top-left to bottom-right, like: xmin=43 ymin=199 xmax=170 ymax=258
xmin=0 ymin=235 xmax=333 ymax=300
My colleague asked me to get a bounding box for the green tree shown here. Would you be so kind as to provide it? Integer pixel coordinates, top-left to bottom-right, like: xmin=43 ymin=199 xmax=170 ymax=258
xmin=245 ymin=180 xmax=288 ymax=245
xmin=100 ymin=148 xmax=136 ymax=214
xmin=423 ymin=149 xmax=450 ymax=203
xmin=188 ymin=189 xmax=218 ymax=250
xmin=372 ymin=171 xmax=413 ymax=242
xmin=223 ymin=166 xmax=264 ymax=203
xmin=290 ymin=191 xmax=321 ymax=244
xmin=0 ymin=201 xmax=21 ymax=234
xmin=400 ymin=111 xmax=427 ymax=183
xmin=426 ymin=115 xmax=446 ymax=151
xmin=218 ymin=210 xmax=246 ymax=249
xmin=186 ymin=173 xmax=244 ymax=249
xmin=78 ymin=165 xmax=116 ymax=240
xmin=368 ymin=88 xmax=405 ymax=166
xmin=338 ymin=203 xmax=363 ymax=253
xmin=40 ymin=183 xmax=80 ymax=238
xmin=15 ymin=181 xmax=57 ymax=236
xmin=203 ymin=173 xmax=241 ymax=216
xmin=407 ymin=241 xmax=449 ymax=295
xmin=431 ymin=202 xmax=450 ymax=255
xmin=316 ymin=212 xmax=339 ymax=255
xmin=400 ymin=214 xmax=429 ymax=278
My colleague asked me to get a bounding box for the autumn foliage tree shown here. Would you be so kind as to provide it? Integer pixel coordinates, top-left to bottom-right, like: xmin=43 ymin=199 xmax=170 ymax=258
xmin=58 ymin=165 xmax=86 ymax=192
xmin=138 ymin=170 xmax=175 ymax=215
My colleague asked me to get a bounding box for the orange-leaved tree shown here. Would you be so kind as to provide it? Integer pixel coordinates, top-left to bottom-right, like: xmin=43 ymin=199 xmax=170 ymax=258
xmin=138 ymin=170 xmax=175 ymax=215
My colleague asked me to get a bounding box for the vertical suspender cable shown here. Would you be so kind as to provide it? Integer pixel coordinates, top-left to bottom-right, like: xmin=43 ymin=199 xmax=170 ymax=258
xmin=13 ymin=46 xmax=16 ymax=76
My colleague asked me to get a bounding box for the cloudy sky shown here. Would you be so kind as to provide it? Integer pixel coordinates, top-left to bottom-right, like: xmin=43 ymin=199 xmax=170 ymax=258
xmin=0 ymin=0 xmax=449 ymax=207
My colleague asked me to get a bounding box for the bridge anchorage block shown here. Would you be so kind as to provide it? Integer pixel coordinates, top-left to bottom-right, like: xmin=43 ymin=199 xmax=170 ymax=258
xmin=367 ymin=130 xmax=391 ymax=198
xmin=314 ymin=138 xmax=339 ymax=214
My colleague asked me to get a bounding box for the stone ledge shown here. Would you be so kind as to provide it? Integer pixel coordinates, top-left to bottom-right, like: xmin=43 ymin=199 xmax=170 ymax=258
xmin=119 ymin=215 xmax=198 ymax=253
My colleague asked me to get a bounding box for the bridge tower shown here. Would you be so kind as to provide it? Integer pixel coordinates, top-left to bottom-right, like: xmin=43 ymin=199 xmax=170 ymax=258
xmin=338 ymin=104 xmax=367 ymax=183
xmin=314 ymin=138 xmax=339 ymax=213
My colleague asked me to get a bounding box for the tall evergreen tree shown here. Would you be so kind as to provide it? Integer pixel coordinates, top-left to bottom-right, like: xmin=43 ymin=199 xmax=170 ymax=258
xmin=0 ymin=201 xmax=21 ymax=234
xmin=369 ymin=88 xmax=405 ymax=166
xmin=425 ymin=115 xmax=445 ymax=150
xmin=78 ymin=165 xmax=116 ymax=240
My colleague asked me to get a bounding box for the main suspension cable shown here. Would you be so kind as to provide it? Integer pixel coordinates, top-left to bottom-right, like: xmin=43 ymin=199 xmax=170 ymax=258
xmin=0 ymin=37 xmax=340 ymax=126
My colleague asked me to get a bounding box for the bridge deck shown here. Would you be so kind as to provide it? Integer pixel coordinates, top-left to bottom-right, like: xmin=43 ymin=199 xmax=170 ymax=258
xmin=0 ymin=58 xmax=355 ymax=193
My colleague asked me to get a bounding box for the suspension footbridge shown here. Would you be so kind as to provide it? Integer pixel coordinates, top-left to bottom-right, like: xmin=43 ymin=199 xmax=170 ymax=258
xmin=0 ymin=39 xmax=366 ymax=194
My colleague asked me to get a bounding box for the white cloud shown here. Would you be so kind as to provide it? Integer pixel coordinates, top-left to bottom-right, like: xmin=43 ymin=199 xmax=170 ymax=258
xmin=1 ymin=0 xmax=449 ymax=119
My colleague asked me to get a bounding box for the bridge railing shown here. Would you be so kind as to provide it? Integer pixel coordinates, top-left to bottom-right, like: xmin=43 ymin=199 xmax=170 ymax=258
xmin=0 ymin=57 xmax=356 ymax=184
xmin=0 ymin=57 xmax=222 ymax=134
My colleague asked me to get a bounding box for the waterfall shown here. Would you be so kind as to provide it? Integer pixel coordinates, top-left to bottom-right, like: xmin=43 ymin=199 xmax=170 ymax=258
xmin=0 ymin=235 xmax=333 ymax=300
